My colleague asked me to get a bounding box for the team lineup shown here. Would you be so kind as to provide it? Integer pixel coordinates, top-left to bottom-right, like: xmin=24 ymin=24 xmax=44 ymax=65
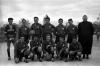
xmin=4 ymin=15 xmax=95 ymax=63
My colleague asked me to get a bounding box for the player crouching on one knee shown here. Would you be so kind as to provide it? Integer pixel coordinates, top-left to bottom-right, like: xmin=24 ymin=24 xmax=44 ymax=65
xmin=57 ymin=37 xmax=69 ymax=62
xmin=14 ymin=37 xmax=30 ymax=63
xmin=69 ymin=38 xmax=82 ymax=61
xmin=30 ymin=36 xmax=43 ymax=62
xmin=42 ymin=34 xmax=57 ymax=62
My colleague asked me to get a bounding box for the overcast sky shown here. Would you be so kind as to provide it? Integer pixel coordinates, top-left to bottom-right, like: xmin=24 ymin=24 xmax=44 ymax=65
xmin=0 ymin=0 xmax=100 ymax=25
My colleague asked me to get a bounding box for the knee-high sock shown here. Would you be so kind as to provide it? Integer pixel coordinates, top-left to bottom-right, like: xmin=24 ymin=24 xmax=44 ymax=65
xmin=7 ymin=49 xmax=10 ymax=57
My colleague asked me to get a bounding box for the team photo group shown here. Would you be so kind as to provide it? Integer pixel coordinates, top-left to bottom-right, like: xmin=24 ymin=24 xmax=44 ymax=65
xmin=4 ymin=14 xmax=94 ymax=63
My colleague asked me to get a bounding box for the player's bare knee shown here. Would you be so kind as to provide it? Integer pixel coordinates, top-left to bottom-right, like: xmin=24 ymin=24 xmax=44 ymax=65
xmin=69 ymin=51 xmax=74 ymax=55
xmin=38 ymin=47 xmax=42 ymax=52
xmin=51 ymin=47 xmax=54 ymax=52
xmin=77 ymin=52 xmax=82 ymax=56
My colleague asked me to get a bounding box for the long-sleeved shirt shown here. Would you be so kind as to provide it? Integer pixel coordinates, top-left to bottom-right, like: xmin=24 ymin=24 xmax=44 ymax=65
xmin=31 ymin=23 xmax=43 ymax=36
xmin=18 ymin=25 xmax=29 ymax=38
xmin=55 ymin=24 xmax=66 ymax=36
xmin=42 ymin=23 xmax=55 ymax=35
xmin=4 ymin=24 xmax=16 ymax=39
xmin=66 ymin=24 xmax=78 ymax=36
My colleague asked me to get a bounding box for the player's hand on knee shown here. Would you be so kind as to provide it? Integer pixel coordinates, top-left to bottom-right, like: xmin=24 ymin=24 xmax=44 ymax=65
xmin=32 ymin=47 xmax=35 ymax=50
xmin=46 ymin=45 xmax=50 ymax=49
xmin=38 ymin=46 xmax=42 ymax=52
xmin=21 ymin=49 xmax=24 ymax=53
xmin=65 ymin=48 xmax=69 ymax=52
xmin=69 ymin=51 xmax=75 ymax=55
xmin=51 ymin=47 xmax=54 ymax=52
xmin=77 ymin=52 xmax=82 ymax=55
xmin=29 ymin=52 xmax=33 ymax=58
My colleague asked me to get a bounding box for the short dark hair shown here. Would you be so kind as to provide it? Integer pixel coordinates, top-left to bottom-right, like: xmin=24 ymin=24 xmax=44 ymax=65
xmin=34 ymin=17 xmax=38 ymax=19
xmin=59 ymin=18 xmax=63 ymax=21
xmin=68 ymin=18 xmax=73 ymax=21
xmin=8 ymin=18 xmax=13 ymax=20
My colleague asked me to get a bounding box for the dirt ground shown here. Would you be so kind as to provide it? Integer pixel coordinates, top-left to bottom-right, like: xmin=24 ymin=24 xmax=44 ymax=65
xmin=0 ymin=35 xmax=100 ymax=66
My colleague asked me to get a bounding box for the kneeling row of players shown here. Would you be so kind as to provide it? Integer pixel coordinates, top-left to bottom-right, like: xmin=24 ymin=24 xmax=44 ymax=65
xmin=14 ymin=34 xmax=82 ymax=63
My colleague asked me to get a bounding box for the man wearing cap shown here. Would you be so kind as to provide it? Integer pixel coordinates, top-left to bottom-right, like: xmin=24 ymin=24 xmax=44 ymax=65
xmin=66 ymin=19 xmax=78 ymax=44
xmin=78 ymin=15 xmax=94 ymax=59
xmin=55 ymin=18 xmax=66 ymax=43
xmin=18 ymin=18 xmax=30 ymax=44
xmin=4 ymin=18 xmax=17 ymax=60
xmin=42 ymin=15 xmax=55 ymax=41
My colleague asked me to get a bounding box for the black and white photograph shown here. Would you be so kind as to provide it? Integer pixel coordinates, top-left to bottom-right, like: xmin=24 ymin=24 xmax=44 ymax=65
xmin=0 ymin=0 xmax=100 ymax=66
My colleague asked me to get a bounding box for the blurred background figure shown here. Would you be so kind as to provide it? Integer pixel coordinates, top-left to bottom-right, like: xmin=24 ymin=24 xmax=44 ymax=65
xmin=93 ymin=15 xmax=100 ymax=40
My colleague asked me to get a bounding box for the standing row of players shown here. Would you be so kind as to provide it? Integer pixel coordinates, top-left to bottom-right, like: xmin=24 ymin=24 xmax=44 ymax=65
xmin=4 ymin=15 xmax=94 ymax=63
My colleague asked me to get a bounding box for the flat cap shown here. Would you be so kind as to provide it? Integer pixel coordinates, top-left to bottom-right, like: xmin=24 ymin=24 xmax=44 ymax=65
xmin=8 ymin=18 xmax=13 ymax=20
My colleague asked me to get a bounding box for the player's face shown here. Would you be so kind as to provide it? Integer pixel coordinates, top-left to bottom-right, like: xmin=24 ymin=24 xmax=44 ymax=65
xmin=59 ymin=37 xmax=64 ymax=42
xmin=68 ymin=21 xmax=73 ymax=25
xmin=82 ymin=15 xmax=88 ymax=21
xmin=46 ymin=36 xmax=51 ymax=41
xmin=8 ymin=20 xmax=13 ymax=25
xmin=59 ymin=19 xmax=63 ymax=24
xmin=20 ymin=37 xmax=24 ymax=42
xmin=34 ymin=18 xmax=39 ymax=23
xmin=45 ymin=19 xmax=50 ymax=23
xmin=73 ymin=39 xmax=77 ymax=43
xmin=22 ymin=19 xmax=26 ymax=26
xmin=34 ymin=37 xmax=38 ymax=41
xmin=22 ymin=19 xmax=26 ymax=23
